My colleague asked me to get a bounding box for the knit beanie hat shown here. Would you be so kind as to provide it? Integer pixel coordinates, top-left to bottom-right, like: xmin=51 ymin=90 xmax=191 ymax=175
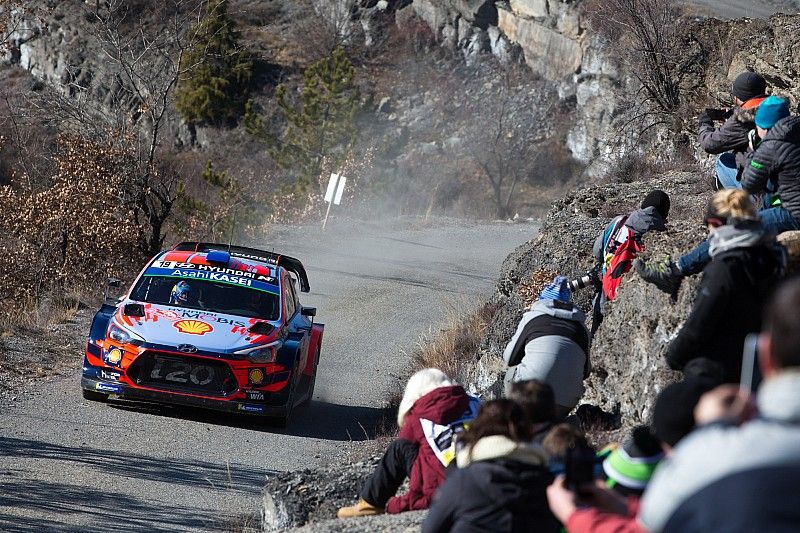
xmin=641 ymin=190 xmax=671 ymax=220
xmin=651 ymin=378 xmax=716 ymax=447
xmin=539 ymin=276 xmax=571 ymax=302
xmin=755 ymin=96 xmax=790 ymax=129
xmin=731 ymin=71 xmax=767 ymax=102
xmin=603 ymin=426 xmax=664 ymax=491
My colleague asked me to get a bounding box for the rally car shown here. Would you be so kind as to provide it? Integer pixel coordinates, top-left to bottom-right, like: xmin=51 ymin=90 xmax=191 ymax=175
xmin=81 ymin=242 xmax=323 ymax=427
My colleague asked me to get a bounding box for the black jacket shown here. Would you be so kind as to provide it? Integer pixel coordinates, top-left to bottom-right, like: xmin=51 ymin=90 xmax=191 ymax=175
xmin=666 ymin=224 xmax=782 ymax=382
xmin=698 ymin=103 xmax=760 ymax=174
xmin=742 ymin=115 xmax=800 ymax=220
xmin=422 ymin=436 xmax=559 ymax=533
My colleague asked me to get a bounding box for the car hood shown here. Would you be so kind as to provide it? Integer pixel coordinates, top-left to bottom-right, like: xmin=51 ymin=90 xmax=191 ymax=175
xmin=115 ymin=302 xmax=280 ymax=354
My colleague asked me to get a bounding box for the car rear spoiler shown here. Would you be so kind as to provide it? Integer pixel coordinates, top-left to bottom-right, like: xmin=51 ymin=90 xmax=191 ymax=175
xmin=172 ymin=242 xmax=311 ymax=292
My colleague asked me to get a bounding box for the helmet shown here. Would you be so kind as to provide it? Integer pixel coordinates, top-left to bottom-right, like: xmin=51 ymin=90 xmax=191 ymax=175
xmin=170 ymin=281 xmax=192 ymax=304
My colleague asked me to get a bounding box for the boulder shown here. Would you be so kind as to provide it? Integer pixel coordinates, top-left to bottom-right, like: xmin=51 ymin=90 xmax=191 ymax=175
xmin=497 ymin=6 xmax=582 ymax=80
xmin=450 ymin=0 xmax=498 ymax=28
xmin=509 ymin=0 xmax=549 ymax=19
xmin=412 ymin=0 xmax=450 ymax=31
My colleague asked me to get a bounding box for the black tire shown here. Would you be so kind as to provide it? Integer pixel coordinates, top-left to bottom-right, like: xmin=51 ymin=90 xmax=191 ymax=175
xmin=302 ymin=346 xmax=320 ymax=407
xmin=82 ymin=388 xmax=109 ymax=402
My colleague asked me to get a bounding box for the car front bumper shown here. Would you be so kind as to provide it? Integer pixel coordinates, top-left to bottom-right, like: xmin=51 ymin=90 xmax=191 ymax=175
xmin=81 ymin=363 xmax=288 ymax=417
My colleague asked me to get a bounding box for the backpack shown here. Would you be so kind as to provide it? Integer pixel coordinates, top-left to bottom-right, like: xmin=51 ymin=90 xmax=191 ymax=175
xmin=599 ymin=215 xmax=644 ymax=301
xmin=602 ymin=231 xmax=643 ymax=301
xmin=419 ymin=395 xmax=481 ymax=467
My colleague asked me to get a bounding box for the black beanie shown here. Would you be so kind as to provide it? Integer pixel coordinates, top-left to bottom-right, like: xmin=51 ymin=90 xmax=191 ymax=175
xmin=641 ymin=190 xmax=671 ymax=220
xmin=651 ymin=378 xmax=715 ymax=447
xmin=731 ymin=72 xmax=767 ymax=102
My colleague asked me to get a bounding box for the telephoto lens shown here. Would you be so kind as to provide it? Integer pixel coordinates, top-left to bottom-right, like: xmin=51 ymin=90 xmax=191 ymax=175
xmin=569 ymin=274 xmax=593 ymax=292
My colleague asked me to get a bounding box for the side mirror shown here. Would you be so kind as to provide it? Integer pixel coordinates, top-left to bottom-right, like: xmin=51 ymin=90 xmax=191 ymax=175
xmin=105 ymin=278 xmax=123 ymax=303
xmin=123 ymin=303 xmax=145 ymax=318
xmin=301 ymin=306 xmax=317 ymax=318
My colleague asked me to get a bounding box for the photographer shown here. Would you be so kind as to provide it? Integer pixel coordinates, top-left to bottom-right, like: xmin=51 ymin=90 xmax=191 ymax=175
xmin=503 ymin=277 xmax=590 ymax=419
xmin=588 ymin=190 xmax=670 ymax=333
xmin=698 ymin=71 xmax=768 ymax=190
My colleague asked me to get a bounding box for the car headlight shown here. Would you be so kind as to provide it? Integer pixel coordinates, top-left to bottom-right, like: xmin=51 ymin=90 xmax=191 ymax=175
xmin=108 ymin=322 xmax=145 ymax=345
xmin=235 ymin=341 xmax=280 ymax=363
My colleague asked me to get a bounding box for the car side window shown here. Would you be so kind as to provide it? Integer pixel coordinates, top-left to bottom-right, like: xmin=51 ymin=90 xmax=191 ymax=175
xmin=283 ymin=277 xmax=296 ymax=318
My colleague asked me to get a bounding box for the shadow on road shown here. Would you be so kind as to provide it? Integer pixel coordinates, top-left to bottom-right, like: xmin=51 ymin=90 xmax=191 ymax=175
xmin=0 ymin=436 xmax=270 ymax=532
xmin=103 ymin=399 xmax=390 ymax=441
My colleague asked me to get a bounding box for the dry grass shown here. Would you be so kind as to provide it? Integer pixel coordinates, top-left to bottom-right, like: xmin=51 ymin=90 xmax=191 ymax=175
xmin=409 ymin=302 xmax=499 ymax=386
xmin=517 ymin=269 xmax=559 ymax=308
xmin=374 ymin=302 xmax=499 ymax=437
xmin=0 ymin=289 xmax=93 ymax=334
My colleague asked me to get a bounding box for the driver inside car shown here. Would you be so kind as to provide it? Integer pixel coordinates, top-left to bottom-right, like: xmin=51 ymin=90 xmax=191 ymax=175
xmin=169 ymin=280 xmax=200 ymax=306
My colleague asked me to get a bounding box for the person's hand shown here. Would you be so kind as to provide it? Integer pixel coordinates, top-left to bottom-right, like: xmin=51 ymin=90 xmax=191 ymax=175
xmin=748 ymin=129 xmax=761 ymax=151
xmin=547 ymin=476 xmax=579 ymax=524
xmin=694 ymin=384 xmax=757 ymax=426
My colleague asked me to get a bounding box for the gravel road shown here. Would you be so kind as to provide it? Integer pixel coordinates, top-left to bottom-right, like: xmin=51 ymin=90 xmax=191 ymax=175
xmin=0 ymin=218 xmax=537 ymax=532
xmin=682 ymin=0 xmax=799 ymax=18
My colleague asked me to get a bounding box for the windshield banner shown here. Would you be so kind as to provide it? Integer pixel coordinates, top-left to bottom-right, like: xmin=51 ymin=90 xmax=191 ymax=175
xmin=144 ymin=263 xmax=279 ymax=293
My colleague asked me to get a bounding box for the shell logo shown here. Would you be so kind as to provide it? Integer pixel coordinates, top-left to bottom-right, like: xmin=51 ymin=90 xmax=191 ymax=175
xmin=173 ymin=319 xmax=214 ymax=335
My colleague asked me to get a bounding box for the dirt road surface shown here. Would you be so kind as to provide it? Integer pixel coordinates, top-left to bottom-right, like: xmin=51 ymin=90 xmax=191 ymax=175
xmin=682 ymin=0 xmax=799 ymax=18
xmin=0 ymin=218 xmax=537 ymax=532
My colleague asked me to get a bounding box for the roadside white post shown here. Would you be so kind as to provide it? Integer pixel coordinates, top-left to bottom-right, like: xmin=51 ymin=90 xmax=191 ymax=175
xmin=322 ymin=173 xmax=347 ymax=230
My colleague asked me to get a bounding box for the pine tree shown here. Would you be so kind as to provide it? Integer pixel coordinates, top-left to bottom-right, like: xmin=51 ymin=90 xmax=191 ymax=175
xmin=246 ymin=47 xmax=359 ymax=192
xmin=174 ymin=0 xmax=253 ymax=125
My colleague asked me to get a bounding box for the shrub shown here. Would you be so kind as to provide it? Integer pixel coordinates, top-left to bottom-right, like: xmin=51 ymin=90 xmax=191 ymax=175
xmin=0 ymin=135 xmax=140 ymax=307
xmin=174 ymin=0 xmax=253 ymax=125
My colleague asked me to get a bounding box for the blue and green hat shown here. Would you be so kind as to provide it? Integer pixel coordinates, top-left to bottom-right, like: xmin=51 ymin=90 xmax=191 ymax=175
xmin=602 ymin=426 xmax=664 ymax=491
xmin=755 ymin=96 xmax=790 ymax=129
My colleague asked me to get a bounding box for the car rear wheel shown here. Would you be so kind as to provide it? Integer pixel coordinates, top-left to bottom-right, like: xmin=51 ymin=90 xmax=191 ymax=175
xmin=82 ymin=388 xmax=109 ymax=402
xmin=302 ymin=346 xmax=320 ymax=407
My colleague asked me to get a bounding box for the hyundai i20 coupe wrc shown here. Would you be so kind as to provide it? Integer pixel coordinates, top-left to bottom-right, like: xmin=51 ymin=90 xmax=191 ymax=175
xmin=81 ymin=242 xmax=323 ymax=427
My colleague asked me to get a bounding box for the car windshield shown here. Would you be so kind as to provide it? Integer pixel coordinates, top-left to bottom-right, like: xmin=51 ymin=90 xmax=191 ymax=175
xmin=130 ymin=275 xmax=281 ymax=320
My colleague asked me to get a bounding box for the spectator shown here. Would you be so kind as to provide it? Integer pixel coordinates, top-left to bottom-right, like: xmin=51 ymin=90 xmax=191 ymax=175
xmin=422 ymin=399 xmax=560 ymax=533
xmin=698 ymin=71 xmax=768 ymax=190
xmin=601 ymin=426 xmax=664 ymax=497
xmin=590 ymin=190 xmax=670 ymax=332
xmin=542 ymin=423 xmax=591 ymax=465
xmin=503 ymin=277 xmax=590 ymax=419
xmin=545 ymin=376 xmax=716 ymax=532
xmin=508 ymin=379 xmax=558 ymax=443
xmin=637 ymin=96 xmax=793 ymax=293
xmin=639 ymin=277 xmax=800 ymax=531
xmin=650 ymin=378 xmax=718 ymax=452
xmin=337 ymin=368 xmax=470 ymax=518
xmin=661 ymin=190 xmax=782 ymax=381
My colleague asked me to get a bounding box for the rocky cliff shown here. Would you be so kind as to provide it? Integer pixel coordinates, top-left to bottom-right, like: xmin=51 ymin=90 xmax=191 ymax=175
xmin=394 ymin=0 xmax=622 ymax=175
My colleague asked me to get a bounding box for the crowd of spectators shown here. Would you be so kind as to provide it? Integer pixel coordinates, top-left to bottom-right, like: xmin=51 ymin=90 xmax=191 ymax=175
xmin=336 ymin=71 xmax=800 ymax=532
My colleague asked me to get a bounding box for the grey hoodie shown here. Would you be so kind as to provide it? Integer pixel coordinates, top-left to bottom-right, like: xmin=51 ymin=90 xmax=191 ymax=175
xmin=502 ymin=300 xmax=589 ymax=410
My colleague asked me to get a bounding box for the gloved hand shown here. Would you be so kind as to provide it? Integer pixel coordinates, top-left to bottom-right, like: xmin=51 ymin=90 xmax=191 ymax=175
xmin=748 ymin=129 xmax=761 ymax=151
xmin=705 ymin=107 xmax=732 ymax=121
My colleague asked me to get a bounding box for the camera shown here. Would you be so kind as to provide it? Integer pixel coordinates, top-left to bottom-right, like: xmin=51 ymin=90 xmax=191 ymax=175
xmin=569 ymin=267 xmax=600 ymax=292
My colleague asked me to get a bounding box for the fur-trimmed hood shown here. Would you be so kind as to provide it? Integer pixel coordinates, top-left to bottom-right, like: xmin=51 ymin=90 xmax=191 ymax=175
xmin=456 ymin=435 xmax=549 ymax=468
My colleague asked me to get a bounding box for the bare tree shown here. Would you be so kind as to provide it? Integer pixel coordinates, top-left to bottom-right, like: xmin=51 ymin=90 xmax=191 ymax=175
xmin=464 ymin=65 xmax=555 ymax=219
xmin=586 ymin=0 xmax=692 ymax=136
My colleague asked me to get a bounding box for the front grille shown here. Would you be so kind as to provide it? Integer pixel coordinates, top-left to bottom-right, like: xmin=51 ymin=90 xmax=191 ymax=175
xmin=127 ymin=351 xmax=238 ymax=397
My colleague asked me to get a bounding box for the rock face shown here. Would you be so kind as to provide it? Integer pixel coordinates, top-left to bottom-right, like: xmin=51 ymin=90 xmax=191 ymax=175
xmin=482 ymin=172 xmax=710 ymax=424
xmin=496 ymin=5 xmax=582 ymax=79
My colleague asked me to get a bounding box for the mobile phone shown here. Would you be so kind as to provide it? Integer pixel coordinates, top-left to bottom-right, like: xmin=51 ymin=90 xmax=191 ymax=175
xmin=741 ymin=333 xmax=762 ymax=392
xmin=564 ymin=444 xmax=595 ymax=495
